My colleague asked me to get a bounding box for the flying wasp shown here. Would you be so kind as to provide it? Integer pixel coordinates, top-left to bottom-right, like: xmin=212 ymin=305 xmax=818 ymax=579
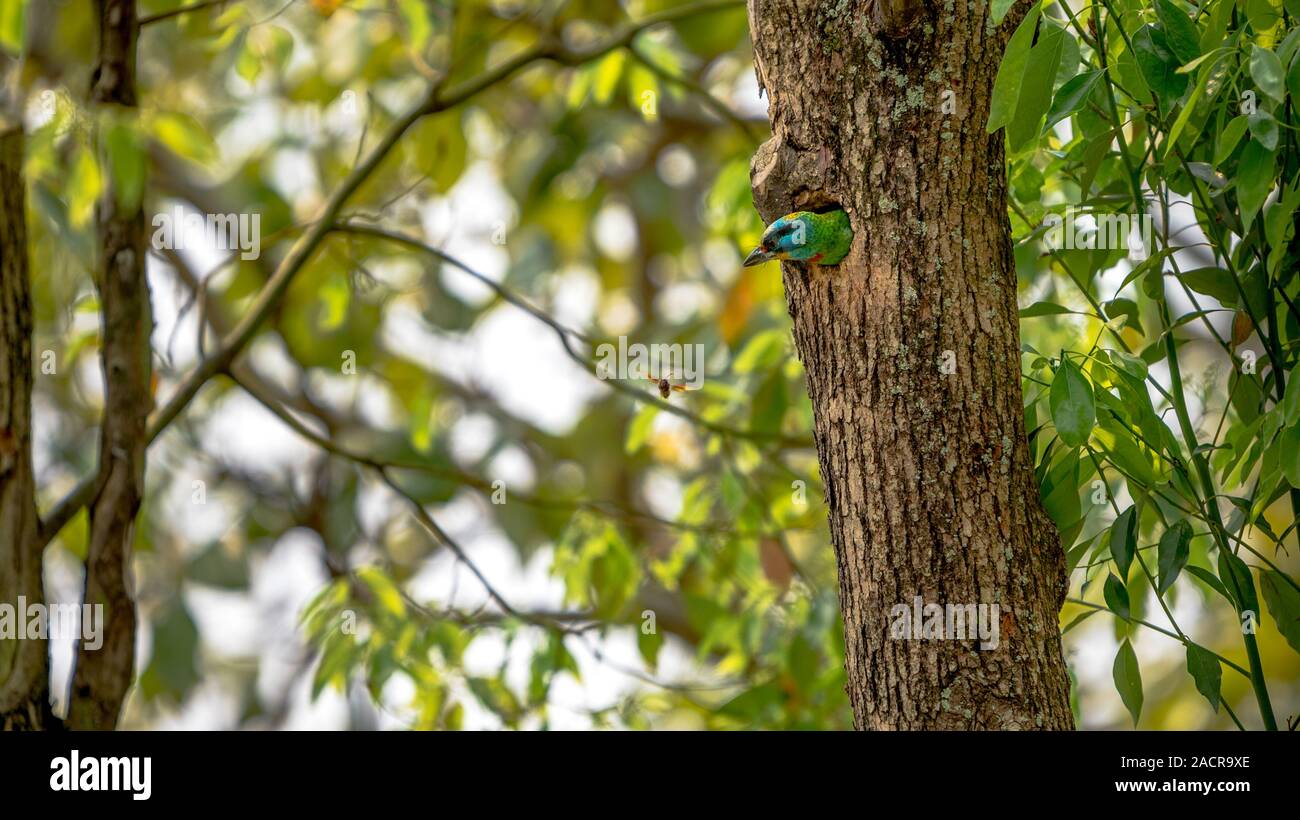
xmin=645 ymin=373 xmax=695 ymax=400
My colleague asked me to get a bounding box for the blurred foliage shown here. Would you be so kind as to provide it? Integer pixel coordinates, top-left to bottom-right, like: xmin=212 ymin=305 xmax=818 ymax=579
xmin=11 ymin=0 xmax=1298 ymax=729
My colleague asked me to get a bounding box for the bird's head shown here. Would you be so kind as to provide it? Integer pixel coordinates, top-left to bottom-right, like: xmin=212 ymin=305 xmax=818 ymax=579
xmin=743 ymin=212 xmax=817 ymax=267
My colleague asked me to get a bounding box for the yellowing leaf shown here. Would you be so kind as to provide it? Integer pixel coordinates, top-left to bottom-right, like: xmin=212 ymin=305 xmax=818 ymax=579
xmin=66 ymin=145 xmax=102 ymax=228
xmin=0 ymin=0 xmax=26 ymax=53
xmin=150 ymin=111 xmax=219 ymax=167
xmin=397 ymin=0 xmax=433 ymax=54
xmin=591 ymin=50 xmax=625 ymax=105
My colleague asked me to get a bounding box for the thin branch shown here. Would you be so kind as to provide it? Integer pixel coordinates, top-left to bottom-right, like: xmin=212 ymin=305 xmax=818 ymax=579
xmin=138 ymin=0 xmax=234 ymax=27
xmin=1064 ymin=598 xmax=1250 ymax=679
xmin=333 ymin=222 xmax=814 ymax=447
xmin=37 ymin=0 xmax=751 ymax=551
xmin=626 ymin=41 xmax=760 ymax=141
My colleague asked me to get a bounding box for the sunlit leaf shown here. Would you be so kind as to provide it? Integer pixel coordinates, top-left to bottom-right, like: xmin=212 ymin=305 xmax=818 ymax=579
xmin=1050 ymin=358 xmax=1095 ymax=447
xmin=1113 ymin=639 xmax=1143 ymax=727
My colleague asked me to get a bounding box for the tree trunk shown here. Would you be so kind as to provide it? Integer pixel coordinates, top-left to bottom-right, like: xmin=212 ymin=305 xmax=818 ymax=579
xmin=747 ymin=0 xmax=1073 ymax=729
xmin=67 ymin=0 xmax=151 ymax=730
xmin=0 ymin=115 xmax=57 ymax=730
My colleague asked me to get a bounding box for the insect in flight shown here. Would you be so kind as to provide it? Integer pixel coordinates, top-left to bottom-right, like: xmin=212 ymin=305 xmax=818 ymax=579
xmin=645 ymin=373 xmax=695 ymax=400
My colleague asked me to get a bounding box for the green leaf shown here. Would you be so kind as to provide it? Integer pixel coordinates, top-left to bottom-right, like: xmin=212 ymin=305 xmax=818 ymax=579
xmin=65 ymin=145 xmax=102 ymax=229
xmin=356 ymin=566 xmax=406 ymax=618
xmin=1103 ymin=298 xmax=1144 ymax=334
xmin=1288 ymin=50 xmax=1300 ymax=107
xmin=0 ymin=0 xmax=26 ymax=53
xmin=1133 ymin=24 xmax=1188 ymax=108
xmin=187 ymin=541 xmax=250 ymax=589
xmin=625 ymin=403 xmax=658 ymax=455
xmin=1164 ymin=62 xmax=1211 ymax=157
xmin=1094 ymin=417 xmax=1161 ymax=487
xmin=733 ymin=328 xmax=787 ymax=373
xmin=1109 ymin=506 xmax=1137 ymax=579
xmin=1057 ymin=22 xmax=1081 ymax=79
xmin=1112 ymin=639 xmax=1143 ymax=727
xmin=1236 ymin=139 xmax=1276 ymax=232
xmin=1250 ymin=45 xmax=1286 ymax=102
xmin=1248 ymin=109 xmax=1279 ymax=151
xmin=140 ymin=599 xmax=201 ymax=702
xmin=1259 ymin=570 xmax=1300 ymax=654
xmin=1264 ymin=185 xmax=1300 ymax=275
xmin=625 ymin=63 xmax=659 ymax=122
xmin=1050 ymin=358 xmax=1095 ymax=447
xmin=1045 ymin=70 xmax=1102 ymax=130
xmin=1157 ymin=519 xmax=1192 ymax=594
xmin=1214 ymin=115 xmax=1249 ymax=164
xmin=1178 ymin=267 xmax=1237 ymax=305
xmin=1008 ymin=21 xmax=1066 ymax=151
xmin=1281 ymin=423 xmax=1300 ymax=490
xmin=750 ymin=368 xmax=788 ymax=433
xmin=408 ymin=115 xmax=468 ymax=192
xmin=1019 ymin=301 xmax=1074 ymax=318
xmin=1041 ymin=448 xmax=1082 ymax=528
xmin=319 ymin=272 xmax=350 ymax=331
xmin=1185 ymin=644 xmax=1221 ymax=712
xmin=397 ymin=0 xmax=434 ymax=53
xmin=1175 ymin=51 xmax=1220 ymax=75
xmin=589 ymin=528 xmax=639 ymax=617
xmin=467 ymin=676 xmax=523 ymax=726
xmin=267 ymin=25 xmax=294 ymax=66
xmin=1283 ymin=375 xmax=1300 ymax=426
xmin=990 ymin=0 xmax=1018 ymax=25
xmin=1107 ymin=350 xmax=1148 ymax=381
xmin=988 ymin=5 xmax=1042 ymax=133
xmin=1217 ymin=548 xmax=1258 ymax=614
xmin=1155 ymin=0 xmax=1201 ymax=65
xmin=1186 ymin=564 xmax=1234 ymax=604
xmin=638 ymin=622 xmax=665 ymax=671
xmin=235 ymin=36 xmax=262 ymax=84
xmin=150 ymin=111 xmax=219 ymax=167
xmin=591 ymin=51 xmax=626 ymax=105
xmin=1104 ymin=573 xmax=1131 ymax=620
xmin=1246 ymin=0 xmax=1282 ymax=39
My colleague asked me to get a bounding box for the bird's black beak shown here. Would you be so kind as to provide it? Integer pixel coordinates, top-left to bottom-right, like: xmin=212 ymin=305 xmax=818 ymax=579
xmin=743 ymin=246 xmax=774 ymax=267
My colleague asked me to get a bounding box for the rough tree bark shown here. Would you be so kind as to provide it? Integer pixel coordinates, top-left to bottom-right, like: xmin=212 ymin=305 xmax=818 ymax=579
xmin=67 ymin=0 xmax=151 ymax=730
xmin=747 ymin=0 xmax=1073 ymax=729
xmin=0 ymin=102 xmax=57 ymax=731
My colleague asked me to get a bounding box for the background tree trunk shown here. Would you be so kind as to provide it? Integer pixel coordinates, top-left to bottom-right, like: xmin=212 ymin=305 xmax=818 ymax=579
xmin=747 ymin=0 xmax=1074 ymax=729
xmin=67 ymin=0 xmax=151 ymax=730
xmin=0 ymin=115 xmax=56 ymax=731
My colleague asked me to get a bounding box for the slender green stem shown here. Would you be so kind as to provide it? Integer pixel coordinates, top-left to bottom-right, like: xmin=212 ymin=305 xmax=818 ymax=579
xmin=1065 ymin=598 xmax=1250 ymax=679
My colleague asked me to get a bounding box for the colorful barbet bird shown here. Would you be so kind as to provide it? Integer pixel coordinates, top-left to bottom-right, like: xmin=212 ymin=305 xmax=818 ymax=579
xmin=742 ymin=209 xmax=853 ymax=267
